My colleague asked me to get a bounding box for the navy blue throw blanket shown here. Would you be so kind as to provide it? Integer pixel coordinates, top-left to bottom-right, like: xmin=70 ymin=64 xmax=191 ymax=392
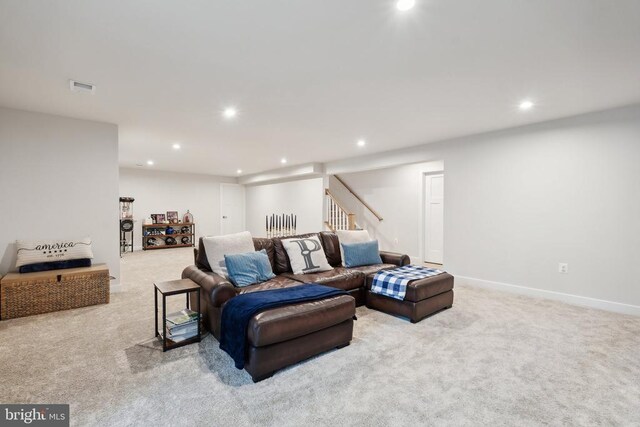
xmin=219 ymin=283 xmax=348 ymax=369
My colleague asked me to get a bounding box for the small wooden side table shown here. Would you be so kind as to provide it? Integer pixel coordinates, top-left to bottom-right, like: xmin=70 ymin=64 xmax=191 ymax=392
xmin=154 ymin=278 xmax=201 ymax=351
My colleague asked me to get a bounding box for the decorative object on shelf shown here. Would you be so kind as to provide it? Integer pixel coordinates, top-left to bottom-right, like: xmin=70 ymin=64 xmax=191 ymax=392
xmin=151 ymin=214 xmax=166 ymax=224
xmin=119 ymin=197 xmax=135 ymax=255
xmin=266 ymin=213 xmax=297 ymax=238
xmin=182 ymin=210 xmax=194 ymax=223
xmin=120 ymin=219 xmax=134 ymax=257
xmin=143 ymin=217 xmax=152 ymax=225
xmin=120 ymin=197 xmax=134 ymax=219
xmin=142 ymin=222 xmax=195 ymax=250
xmin=120 ymin=220 xmax=134 ymax=232
xmin=166 ymin=211 xmax=179 ymax=224
xmin=144 ymin=228 xmax=165 ymax=236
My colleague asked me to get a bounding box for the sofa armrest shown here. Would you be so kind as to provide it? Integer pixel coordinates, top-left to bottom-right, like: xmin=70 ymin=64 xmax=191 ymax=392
xmin=379 ymin=251 xmax=410 ymax=266
xmin=182 ymin=265 xmax=236 ymax=307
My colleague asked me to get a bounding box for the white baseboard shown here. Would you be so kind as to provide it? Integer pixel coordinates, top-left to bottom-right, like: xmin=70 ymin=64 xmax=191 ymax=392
xmin=456 ymin=275 xmax=640 ymax=317
xmin=110 ymin=278 xmax=123 ymax=293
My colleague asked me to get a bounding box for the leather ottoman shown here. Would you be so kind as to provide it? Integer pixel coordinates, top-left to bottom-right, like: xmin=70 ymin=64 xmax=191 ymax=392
xmin=365 ymin=273 xmax=454 ymax=323
xmin=244 ymin=294 xmax=355 ymax=382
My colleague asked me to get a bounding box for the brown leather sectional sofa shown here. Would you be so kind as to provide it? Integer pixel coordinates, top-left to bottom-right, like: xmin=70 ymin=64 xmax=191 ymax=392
xmin=182 ymin=231 xmax=410 ymax=339
xmin=182 ymin=231 xmax=455 ymax=381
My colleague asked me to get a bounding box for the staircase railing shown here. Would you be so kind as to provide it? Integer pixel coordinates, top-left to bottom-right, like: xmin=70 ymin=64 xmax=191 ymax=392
xmin=333 ymin=175 xmax=383 ymax=221
xmin=325 ymin=189 xmax=356 ymax=231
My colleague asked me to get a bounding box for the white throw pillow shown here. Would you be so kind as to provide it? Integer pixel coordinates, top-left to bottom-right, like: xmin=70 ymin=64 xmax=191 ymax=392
xmin=202 ymin=231 xmax=255 ymax=279
xmin=281 ymin=236 xmax=332 ymax=275
xmin=16 ymin=237 xmax=94 ymax=268
xmin=336 ymin=230 xmax=373 ymax=266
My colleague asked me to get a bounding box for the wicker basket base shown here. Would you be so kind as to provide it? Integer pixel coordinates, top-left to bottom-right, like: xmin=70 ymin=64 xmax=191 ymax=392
xmin=1 ymin=264 xmax=110 ymax=320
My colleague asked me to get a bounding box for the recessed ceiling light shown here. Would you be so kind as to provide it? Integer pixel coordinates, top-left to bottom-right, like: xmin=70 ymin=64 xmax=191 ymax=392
xmin=281 ymin=158 xmax=287 ymax=164
xmin=222 ymin=107 xmax=238 ymax=119
xmin=357 ymin=139 xmax=366 ymax=147
xmin=147 ymin=160 xmax=154 ymax=166
xmin=519 ymin=100 xmax=534 ymax=111
xmin=172 ymin=143 xmax=181 ymax=150
xmin=396 ymin=0 xmax=416 ymax=12
xmin=237 ymin=169 xmax=242 ymax=174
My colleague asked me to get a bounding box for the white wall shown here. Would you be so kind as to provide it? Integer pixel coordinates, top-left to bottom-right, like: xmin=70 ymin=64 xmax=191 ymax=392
xmin=0 ymin=107 xmax=120 ymax=283
xmin=329 ymin=161 xmax=444 ymax=261
xmin=325 ymin=105 xmax=640 ymax=313
xmin=119 ymin=168 xmax=236 ymax=248
xmin=245 ymin=177 xmax=325 ymax=238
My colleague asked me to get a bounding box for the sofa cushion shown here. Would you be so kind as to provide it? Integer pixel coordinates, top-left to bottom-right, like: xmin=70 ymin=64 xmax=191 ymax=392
xmin=195 ymin=238 xmax=213 ymax=271
xmin=196 ymin=236 xmax=276 ymax=273
xmin=247 ymin=295 xmax=355 ymax=347
xmin=336 ymin=229 xmax=373 ymax=266
xmin=319 ymin=232 xmax=342 ymax=267
xmin=252 ymin=237 xmax=276 ymax=271
xmin=272 ymin=233 xmax=319 ymax=274
xmin=281 ymin=235 xmax=333 ymax=275
xmin=237 ymin=275 xmax=303 ymax=294
xmin=282 ymin=267 xmax=365 ymax=291
xmin=202 ymin=231 xmax=255 ymax=278
xmin=347 ymin=263 xmax=397 ymax=276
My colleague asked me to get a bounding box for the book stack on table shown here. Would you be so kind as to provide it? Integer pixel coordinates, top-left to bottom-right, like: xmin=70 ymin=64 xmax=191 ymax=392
xmin=165 ymin=309 xmax=200 ymax=343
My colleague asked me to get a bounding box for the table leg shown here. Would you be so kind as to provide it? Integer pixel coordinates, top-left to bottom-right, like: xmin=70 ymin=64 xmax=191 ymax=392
xmin=162 ymin=293 xmax=167 ymax=352
xmin=154 ymin=287 xmax=158 ymax=337
xmin=197 ymin=288 xmax=201 ymax=341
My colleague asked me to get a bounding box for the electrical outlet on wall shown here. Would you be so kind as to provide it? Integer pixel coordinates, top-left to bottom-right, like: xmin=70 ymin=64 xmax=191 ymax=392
xmin=558 ymin=263 xmax=569 ymax=274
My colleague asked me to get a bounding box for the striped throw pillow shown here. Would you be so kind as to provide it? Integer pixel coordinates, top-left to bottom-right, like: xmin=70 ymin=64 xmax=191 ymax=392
xmin=224 ymin=249 xmax=276 ymax=287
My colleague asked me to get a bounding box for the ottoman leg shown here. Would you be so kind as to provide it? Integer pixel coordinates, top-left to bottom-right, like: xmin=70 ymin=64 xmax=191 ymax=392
xmin=411 ymin=290 xmax=454 ymax=323
xmin=251 ymin=372 xmax=274 ymax=383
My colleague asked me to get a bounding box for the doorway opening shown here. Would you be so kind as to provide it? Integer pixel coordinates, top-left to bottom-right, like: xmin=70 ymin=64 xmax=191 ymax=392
xmin=423 ymin=172 xmax=444 ymax=265
xmin=220 ymin=183 xmax=245 ymax=235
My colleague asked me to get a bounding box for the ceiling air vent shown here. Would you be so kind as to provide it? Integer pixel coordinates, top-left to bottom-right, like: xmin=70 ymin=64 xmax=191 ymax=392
xmin=69 ymin=79 xmax=96 ymax=94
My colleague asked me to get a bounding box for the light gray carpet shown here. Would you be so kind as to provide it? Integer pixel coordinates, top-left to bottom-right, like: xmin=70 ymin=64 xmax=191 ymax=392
xmin=1 ymin=248 xmax=640 ymax=426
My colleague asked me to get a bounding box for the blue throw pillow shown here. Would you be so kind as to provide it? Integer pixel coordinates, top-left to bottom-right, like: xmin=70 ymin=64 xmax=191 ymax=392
xmin=224 ymin=249 xmax=276 ymax=287
xmin=341 ymin=240 xmax=383 ymax=268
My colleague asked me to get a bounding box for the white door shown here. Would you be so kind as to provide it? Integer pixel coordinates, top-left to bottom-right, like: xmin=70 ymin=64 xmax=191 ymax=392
xmin=220 ymin=183 xmax=245 ymax=235
xmin=424 ymin=174 xmax=444 ymax=264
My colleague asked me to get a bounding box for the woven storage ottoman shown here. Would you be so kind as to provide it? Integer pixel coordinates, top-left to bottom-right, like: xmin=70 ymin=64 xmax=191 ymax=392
xmin=0 ymin=264 xmax=109 ymax=320
xmin=365 ymin=272 xmax=454 ymax=323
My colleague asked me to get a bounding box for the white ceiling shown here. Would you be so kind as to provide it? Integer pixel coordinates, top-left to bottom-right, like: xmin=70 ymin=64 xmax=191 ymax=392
xmin=1 ymin=0 xmax=639 ymax=177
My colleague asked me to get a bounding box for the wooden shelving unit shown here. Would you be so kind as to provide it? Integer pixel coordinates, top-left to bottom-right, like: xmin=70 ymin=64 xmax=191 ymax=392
xmin=142 ymin=222 xmax=195 ymax=251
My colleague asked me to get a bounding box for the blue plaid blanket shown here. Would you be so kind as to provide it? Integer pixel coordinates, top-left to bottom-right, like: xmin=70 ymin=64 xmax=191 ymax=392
xmin=371 ymin=265 xmax=445 ymax=300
